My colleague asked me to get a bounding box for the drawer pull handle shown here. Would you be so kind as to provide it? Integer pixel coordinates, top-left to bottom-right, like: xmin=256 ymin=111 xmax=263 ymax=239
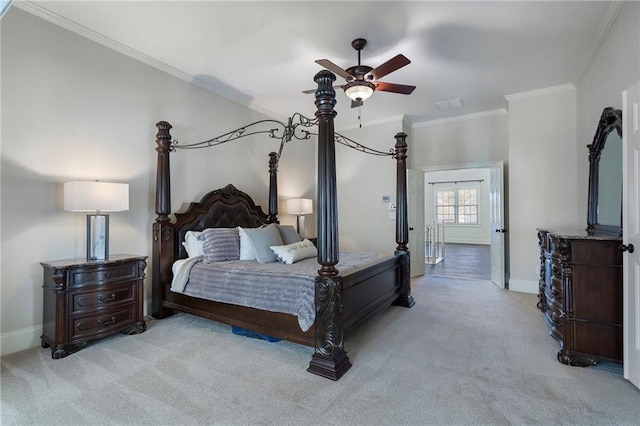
xmin=98 ymin=293 xmax=117 ymax=303
xmin=97 ymin=317 xmax=116 ymax=327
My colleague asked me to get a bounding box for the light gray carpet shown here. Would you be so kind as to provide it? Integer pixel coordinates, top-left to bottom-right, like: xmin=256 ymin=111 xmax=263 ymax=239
xmin=2 ymin=275 xmax=639 ymax=425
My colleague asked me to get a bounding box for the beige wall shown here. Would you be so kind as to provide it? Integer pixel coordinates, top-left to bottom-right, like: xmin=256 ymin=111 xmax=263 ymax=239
xmin=576 ymin=0 xmax=640 ymax=221
xmin=410 ymin=112 xmax=509 ymax=168
xmin=336 ymin=120 xmax=405 ymax=254
xmin=0 ymin=9 xmax=315 ymax=354
xmin=506 ymin=87 xmax=578 ymax=291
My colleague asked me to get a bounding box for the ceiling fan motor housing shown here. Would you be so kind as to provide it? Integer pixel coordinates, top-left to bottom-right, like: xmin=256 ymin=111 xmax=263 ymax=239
xmin=345 ymin=65 xmax=373 ymax=81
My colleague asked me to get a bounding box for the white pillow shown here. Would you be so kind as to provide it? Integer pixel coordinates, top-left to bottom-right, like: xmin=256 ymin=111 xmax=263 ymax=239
xmin=182 ymin=231 xmax=204 ymax=257
xmin=270 ymin=239 xmax=317 ymax=265
xmin=238 ymin=227 xmax=256 ymax=260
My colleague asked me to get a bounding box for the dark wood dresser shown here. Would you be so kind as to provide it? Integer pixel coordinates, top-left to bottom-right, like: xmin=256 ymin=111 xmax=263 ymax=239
xmin=537 ymin=229 xmax=623 ymax=366
xmin=41 ymin=254 xmax=147 ymax=359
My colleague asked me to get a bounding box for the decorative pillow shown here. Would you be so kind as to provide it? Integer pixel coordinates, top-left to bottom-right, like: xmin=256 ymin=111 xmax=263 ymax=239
xmin=242 ymin=223 xmax=283 ymax=264
xmin=182 ymin=230 xmax=204 ymax=258
xmin=237 ymin=227 xmax=257 ymax=260
xmin=270 ymin=239 xmax=317 ymax=265
xmin=276 ymin=224 xmax=302 ymax=245
xmin=200 ymin=228 xmax=240 ymax=263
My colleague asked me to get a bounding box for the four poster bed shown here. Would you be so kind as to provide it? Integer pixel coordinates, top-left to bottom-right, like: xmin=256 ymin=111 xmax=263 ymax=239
xmin=151 ymin=70 xmax=414 ymax=380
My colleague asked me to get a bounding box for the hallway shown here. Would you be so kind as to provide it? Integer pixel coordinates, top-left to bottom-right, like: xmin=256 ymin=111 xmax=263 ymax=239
xmin=425 ymin=243 xmax=491 ymax=280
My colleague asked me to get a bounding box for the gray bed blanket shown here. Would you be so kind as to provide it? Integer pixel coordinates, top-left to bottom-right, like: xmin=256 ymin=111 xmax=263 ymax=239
xmin=178 ymin=252 xmax=392 ymax=332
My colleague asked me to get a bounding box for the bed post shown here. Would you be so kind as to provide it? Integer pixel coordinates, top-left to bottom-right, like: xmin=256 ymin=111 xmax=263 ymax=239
xmin=307 ymin=70 xmax=352 ymax=380
xmin=392 ymin=132 xmax=415 ymax=308
xmin=152 ymin=121 xmax=176 ymax=319
xmin=268 ymin=152 xmax=279 ymax=223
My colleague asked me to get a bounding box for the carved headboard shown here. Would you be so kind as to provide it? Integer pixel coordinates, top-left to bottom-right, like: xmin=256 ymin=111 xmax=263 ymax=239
xmin=173 ymin=184 xmax=272 ymax=260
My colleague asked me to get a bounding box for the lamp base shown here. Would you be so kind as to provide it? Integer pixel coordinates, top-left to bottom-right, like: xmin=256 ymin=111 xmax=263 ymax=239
xmin=296 ymin=215 xmax=307 ymax=239
xmin=86 ymin=214 xmax=109 ymax=261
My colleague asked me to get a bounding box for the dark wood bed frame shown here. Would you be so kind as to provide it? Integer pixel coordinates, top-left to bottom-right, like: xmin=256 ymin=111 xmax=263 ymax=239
xmin=152 ymin=70 xmax=414 ymax=380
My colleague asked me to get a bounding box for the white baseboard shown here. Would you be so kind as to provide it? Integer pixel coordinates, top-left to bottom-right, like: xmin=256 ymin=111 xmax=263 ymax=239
xmin=144 ymin=298 xmax=151 ymax=317
xmin=1 ymin=325 xmax=42 ymax=356
xmin=508 ymin=279 xmax=538 ymax=294
xmin=1 ymin=299 xmax=154 ymax=357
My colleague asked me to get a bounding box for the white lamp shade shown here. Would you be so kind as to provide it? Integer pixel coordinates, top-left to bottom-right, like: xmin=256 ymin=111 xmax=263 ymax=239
xmin=286 ymin=198 xmax=313 ymax=215
xmin=344 ymin=81 xmax=375 ymax=101
xmin=64 ymin=181 xmax=129 ymax=212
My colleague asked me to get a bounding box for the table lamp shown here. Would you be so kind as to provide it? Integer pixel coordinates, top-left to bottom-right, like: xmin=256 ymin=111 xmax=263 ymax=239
xmin=64 ymin=181 xmax=129 ymax=261
xmin=286 ymin=198 xmax=313 ymax=237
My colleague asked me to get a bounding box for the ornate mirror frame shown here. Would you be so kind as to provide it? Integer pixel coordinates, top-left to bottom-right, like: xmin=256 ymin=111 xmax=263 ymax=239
xmin=586 ymin=107 xmax=622 ymax=236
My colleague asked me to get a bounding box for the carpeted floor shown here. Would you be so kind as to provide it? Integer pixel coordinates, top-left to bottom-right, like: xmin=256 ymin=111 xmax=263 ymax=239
xmin=2 ymin=275 xmax=639 ymax=425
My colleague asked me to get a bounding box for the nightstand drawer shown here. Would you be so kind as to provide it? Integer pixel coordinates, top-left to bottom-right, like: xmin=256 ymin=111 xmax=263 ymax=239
xmin=41 ymin=255 xmax=146 ymax=359
xmin=70 ymin=306 xmax=135 ymax=340
xmin=69 ymin=263 xmax=138 ymax=288
xmin=71 ymin=284 xmax=134 ymax=314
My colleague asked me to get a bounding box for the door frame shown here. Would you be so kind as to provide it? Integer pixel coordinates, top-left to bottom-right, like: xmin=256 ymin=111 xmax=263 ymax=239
xmin=622 ymin=81 xmax=640 ymax=390
xmin=419 ymin=161 xmax=508 ymax=287
xmin=407 ymin=169 xmax=426 ymax=277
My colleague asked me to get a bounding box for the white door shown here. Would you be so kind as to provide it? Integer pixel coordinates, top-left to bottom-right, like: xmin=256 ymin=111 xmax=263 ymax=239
xmin=623 ymin=81 xmax=640 ymax=390
xmin=489 ymin=162 xmax=506 ymax=288
xmin=407 ymin=169 xmax=425 ymax=277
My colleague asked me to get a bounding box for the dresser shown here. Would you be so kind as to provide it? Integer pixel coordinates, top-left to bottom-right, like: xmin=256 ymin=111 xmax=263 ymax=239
xmin=41 ymin=254 xmax=147 ymax=359
xmin=537 ymin=229 xmax=623 ymax=366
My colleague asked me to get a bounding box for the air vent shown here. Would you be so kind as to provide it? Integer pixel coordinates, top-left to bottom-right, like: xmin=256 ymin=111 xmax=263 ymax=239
xmin=435 ymin=98 xmax=465 ymax=112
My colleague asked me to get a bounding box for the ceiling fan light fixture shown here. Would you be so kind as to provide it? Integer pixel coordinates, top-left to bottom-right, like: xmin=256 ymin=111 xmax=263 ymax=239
xmin=344 ymin=81 xmax=375 ymax=102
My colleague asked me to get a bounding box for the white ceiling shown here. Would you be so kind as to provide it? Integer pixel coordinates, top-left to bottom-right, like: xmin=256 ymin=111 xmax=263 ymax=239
xmin=18 ymin=1 xmax=618 ymax=129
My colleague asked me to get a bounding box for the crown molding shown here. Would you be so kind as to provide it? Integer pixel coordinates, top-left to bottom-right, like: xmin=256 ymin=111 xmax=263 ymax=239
xmin=504 ymin=83 xmax=575 ymax=102
xmin=411 ymin=109 xmax=507 ymax=129
xmin=13 ymin=1 xmax=282 ymax=121
xmin=336 ymin=114 xmax=405 ymax=132
xmin=573 ymin=0 xmax=626 ymax=86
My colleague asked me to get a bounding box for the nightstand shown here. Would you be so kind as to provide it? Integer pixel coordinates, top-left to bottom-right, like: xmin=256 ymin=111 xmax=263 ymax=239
xmin=41 ymin=254 xmax=147 ymax=359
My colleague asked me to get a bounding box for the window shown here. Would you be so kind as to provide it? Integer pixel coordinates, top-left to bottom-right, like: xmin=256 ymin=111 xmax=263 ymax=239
xmin=435 ymin=187 xmax=479 ymax=224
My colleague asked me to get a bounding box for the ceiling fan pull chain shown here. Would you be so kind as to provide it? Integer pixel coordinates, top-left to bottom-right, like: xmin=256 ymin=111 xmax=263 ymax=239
xmin=358 ymin=107 xmax=362 ymax=128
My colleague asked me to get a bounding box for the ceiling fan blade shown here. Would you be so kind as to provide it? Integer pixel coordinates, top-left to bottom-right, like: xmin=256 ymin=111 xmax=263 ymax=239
xmin=370 ymin=54 xmax=411 ymax=80
xmin=375 ymin=81 xmax=416 ymax=95
xmin=351 ymin=99 xmax=363 ymax=108
xmin=302 ymin=84 xmax=345 ymax=95
xmin=315 ymin=59 xmax=353 ymax=81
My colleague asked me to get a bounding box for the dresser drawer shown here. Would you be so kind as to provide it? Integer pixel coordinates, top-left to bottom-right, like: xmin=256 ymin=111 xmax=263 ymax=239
xmin=70 ymin=306 xmax=136 ymax=340
xmin=70 ymin=283 xmax=135 ymax=315
xmin=571 ymin=241 xmax=622 ymax=266
xmin=69 ymin=262 xmax=139 ymax=289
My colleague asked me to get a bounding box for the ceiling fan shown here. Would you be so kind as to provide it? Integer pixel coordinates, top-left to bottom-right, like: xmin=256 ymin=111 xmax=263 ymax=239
xmin=305 ymin=38 xmax=416 ymax=108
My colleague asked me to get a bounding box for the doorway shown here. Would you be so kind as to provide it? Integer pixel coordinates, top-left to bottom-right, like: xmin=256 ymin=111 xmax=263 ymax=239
xmin=419 ymin=162 xmax=506 ymax=286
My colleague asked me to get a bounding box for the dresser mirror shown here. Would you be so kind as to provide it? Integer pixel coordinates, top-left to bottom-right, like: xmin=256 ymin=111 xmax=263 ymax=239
xmin=587 ymin=107 xmax=622 ymax=236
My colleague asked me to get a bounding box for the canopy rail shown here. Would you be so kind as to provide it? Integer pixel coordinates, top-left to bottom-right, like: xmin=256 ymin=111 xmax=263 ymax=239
xmin=171 ymin=113 xmax=317 ymax=161
xmin=168 ymin=113 xmax=396 ymax=163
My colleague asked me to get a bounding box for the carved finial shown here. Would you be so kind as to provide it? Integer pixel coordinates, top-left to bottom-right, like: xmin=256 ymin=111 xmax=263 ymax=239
xmin=314 ymin=71 xmax=337 ymax=118
xmin=156 ymin=121 xmax=173 ymax=142
xmin=268 ymin=152 xmax=279 ymax=171
xmin=394 ymin=132 xmax=408 ymax=159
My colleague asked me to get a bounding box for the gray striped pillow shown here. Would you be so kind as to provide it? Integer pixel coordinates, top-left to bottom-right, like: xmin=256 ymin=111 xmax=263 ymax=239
xmin=200 ymin=228 xmax=240 ymax=263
